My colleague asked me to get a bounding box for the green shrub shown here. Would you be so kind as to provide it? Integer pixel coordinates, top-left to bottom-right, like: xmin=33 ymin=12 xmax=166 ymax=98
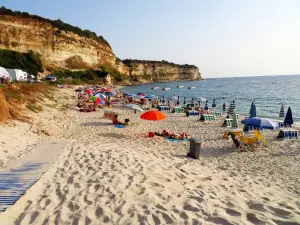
xmin=0 ymin=49 xmax=43 ymax=75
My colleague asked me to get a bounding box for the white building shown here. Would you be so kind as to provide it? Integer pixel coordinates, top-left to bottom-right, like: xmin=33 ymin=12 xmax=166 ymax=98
xmin=0 ymin=67 xmax=10 ymax=79
xmin=6 ymin=69 xmax=28 ymax=82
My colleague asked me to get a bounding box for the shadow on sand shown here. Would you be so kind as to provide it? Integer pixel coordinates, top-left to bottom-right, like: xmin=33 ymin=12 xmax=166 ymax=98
xmin=99 ymin=133 xmax=128 ymax=139
xmin=81 ymin=122 xmax=111 ymax=127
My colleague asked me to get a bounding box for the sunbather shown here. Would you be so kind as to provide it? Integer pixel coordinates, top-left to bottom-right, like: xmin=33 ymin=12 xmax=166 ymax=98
xmin=112 ymin=115 xmax=126 ymax=125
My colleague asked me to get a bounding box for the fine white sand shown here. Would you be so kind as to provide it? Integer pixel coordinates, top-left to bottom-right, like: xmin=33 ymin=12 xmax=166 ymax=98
xmin=1 ymin=87 xmax=300 ymax=225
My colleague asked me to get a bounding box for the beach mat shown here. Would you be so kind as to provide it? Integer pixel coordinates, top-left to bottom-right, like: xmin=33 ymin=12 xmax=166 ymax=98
xmin=166 ymin=138 xmax=189 ymax=142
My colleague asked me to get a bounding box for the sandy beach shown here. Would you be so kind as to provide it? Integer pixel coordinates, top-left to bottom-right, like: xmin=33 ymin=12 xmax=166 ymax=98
xmin=1 ymin=87 xmax=300 ymax=225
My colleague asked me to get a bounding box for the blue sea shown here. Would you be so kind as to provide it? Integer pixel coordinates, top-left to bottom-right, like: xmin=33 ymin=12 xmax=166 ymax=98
xmin=121 ymin=75 xmax=300 ymax=122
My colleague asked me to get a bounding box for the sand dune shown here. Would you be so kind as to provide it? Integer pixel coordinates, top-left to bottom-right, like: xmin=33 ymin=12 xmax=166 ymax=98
xmin=1 ymin=88 xmax=300 ymax=224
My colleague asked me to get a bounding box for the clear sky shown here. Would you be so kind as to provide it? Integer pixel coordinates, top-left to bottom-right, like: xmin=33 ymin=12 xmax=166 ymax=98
xmin=1 ymin=0 xmax=300 ymax=78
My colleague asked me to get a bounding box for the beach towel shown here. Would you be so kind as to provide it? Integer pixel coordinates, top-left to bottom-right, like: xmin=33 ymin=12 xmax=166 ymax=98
xmin=114 ymin=124 xmax=125 ymax=128
xmin=166 ymin=138 xmax=189 ymax=142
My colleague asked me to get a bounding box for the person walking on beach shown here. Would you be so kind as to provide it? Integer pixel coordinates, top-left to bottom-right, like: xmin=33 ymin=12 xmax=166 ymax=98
xmin=223 ymin=103 xmax=226 ymax=111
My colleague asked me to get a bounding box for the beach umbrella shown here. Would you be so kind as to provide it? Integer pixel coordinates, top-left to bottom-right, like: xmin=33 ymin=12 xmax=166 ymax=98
xmin=232 ymin=100 xmax=236 ymax=109
xmin=138 ymin=93 xmax=146 ymax=97
xmin=125 ymin=104 xmax=143 ymax=112
xmin=144 ymin=94 xmax=157 ymax=99
xmin=183 ymin=97 xmax=186 ymax=105
xmin=95 ymin=98 xmax=104 ymax=105
xmin=140 ymin=111 xmax=166 ymax=121
xmin=89 ymin=96 xmax=98 ymax=101
xmin=284 ymin=107 xmax=293 ymax=127
xmin=212 ymin=99 xmax=216 ymax=108
xmin=249 ymin=101 xmax=254 ymax=115
xmin=191 ymin=98 xmax=194 ymax=104
xmin=94 ymin=93 xmax=106 ymax=99
xmin=227 ymin=101 xmax=233 ymax=115
xmin=204 ymin=100 xmax=209 ymax=110
xmin=279 ymin=104 xmax=285 ymax=118
xmin=199 ymin=97 xmax=207 ymax=102
xmin=241 ymin=117 xmax=278 ymax=130
xmin=85 ymin=89 xmax=93 ymax=94
xmin=250 ymin=102 xmax=257 ymax=118
xmin=172 ymin=95 xmax=178 ymax=100
xmin=232 ymin=112 xmax=239 ymax=128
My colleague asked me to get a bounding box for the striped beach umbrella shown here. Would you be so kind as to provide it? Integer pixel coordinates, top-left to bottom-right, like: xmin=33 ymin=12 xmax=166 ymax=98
xmin=227 ymin=101 xmax=234 ymax=115
xmin=232 ymin=100 xmax=236 ymax=110
xmin=279 ymin=104 xmax=285 ymax=118
xmin=205 ymin=100 xmax=209 ymax=110
xmin=232 ymin=111 xmax=239 ymax=128
xmin=212 ymin=99 xmax=216 ymax=108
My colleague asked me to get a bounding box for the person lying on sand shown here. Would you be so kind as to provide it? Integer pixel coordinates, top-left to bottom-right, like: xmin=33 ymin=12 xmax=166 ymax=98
xmin=156 ymin=130 xmax=190 ymax=140
xmin=112 ymin=115 xmax=126 ymax=125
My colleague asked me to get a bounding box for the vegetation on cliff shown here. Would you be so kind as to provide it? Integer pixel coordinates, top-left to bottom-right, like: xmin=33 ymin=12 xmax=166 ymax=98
xmin=123 ymin=59 xmax=198 ymax=69
xmin=52 ymin=66 xmax=126 ymax=84
xmin=0 ymin=7 xmax=109 ymax=45
xmin=0 ymin=49 xmax=43 ymax=75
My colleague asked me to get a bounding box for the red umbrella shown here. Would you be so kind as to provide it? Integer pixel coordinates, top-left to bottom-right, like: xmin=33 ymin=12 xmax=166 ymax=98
xmin=85 ymin=89 xmax=93 ymax=94
xmin=140 ymin=111 xmax=166 ymax=121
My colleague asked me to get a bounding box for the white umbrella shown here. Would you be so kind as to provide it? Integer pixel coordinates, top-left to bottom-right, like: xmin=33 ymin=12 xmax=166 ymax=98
xmin=94 ymin=93 xmax=106 ymax=99
xmin=125 ymin=104 xmax=144 ymax=112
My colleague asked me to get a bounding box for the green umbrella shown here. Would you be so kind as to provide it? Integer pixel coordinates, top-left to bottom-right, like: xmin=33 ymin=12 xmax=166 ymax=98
xmin=90 ymin=96 xmax=97 ymax=101
xmin=232 ymin=111 xmax=238 ymax=128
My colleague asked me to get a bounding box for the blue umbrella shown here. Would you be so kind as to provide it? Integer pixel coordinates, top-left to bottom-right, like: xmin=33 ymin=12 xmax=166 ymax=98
xmin=284 ymin=107 xmax=293 ymax=127
xmin=241 ymin=117 xmax=278 ymax=130
xmin=250 ymin=102 xmax=257 ymax=118
xmin=249 ymin=101 xmax=254 ymax=115
xmin=212 ymin=99 xmax=216 ymax=108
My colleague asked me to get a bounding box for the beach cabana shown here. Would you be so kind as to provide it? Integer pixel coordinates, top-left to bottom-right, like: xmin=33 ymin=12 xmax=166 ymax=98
xmin=279 ymin=104 xmax=285 ymax=118
xmin=284 ymin=107 xmax=293 ymax=127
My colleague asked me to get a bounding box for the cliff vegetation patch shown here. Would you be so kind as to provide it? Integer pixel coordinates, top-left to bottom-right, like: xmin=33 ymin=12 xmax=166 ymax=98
xmin=0 ymin=49 xmax=43 ymax=75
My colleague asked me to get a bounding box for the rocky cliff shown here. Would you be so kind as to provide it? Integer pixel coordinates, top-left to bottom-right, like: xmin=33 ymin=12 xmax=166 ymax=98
xmin=123 ymin=60 xmax=201 ymax=82
xmin=0 ymin=8 xmax=202 ymax=82
xmin=0 ymin=14 xmax=116 ymax=70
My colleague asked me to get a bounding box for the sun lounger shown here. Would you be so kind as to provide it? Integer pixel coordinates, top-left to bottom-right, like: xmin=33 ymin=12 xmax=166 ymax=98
xmin=222 ymin=118 xmax=233 ymax=128
xmin=186 ymin=110 xmax=200 ymax=117
xmin=211 ymin=112 xmax=222 ymax=117
xmin=200 ymin=114 xmax=216 ymax=121
xmin=228 ymin=132 xmax=252 ymax=151
xmin=158 ymin=105 xmax=170 ymax=112
xmin=277 ymin=129 xmax=298 ymax=140
xmin=223 ymin=129 xmax=243 ymax=139
xmin=172 ymin=107 xmax=184 ymax=113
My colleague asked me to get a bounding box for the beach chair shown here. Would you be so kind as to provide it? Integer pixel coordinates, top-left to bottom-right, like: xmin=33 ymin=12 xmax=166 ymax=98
xmin=212 ymin=112 xmax=222 ymax=117
xmin=254 ymin=130 xmax=266 ymax=143
xmin=228 ymin=133 xmax=250 ymax=151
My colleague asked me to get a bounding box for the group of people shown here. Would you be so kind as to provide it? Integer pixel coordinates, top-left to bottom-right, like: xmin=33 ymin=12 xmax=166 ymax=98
xmin=155 ymin=130 xmax=190 ymax=140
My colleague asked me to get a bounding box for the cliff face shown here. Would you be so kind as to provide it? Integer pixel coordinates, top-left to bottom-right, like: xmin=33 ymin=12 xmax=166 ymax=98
xmin=0 ymin=11 xmax=202 ymax=82
xmin=124 ymin=60 xmax=201 ymax=82
xmin=0 ymin=15 xmax=116 ymax=69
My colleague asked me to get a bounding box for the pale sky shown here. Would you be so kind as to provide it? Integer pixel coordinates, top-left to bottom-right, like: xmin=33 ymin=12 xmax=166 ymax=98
xmin=1 ymin=0 xmax=300 ymax=78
